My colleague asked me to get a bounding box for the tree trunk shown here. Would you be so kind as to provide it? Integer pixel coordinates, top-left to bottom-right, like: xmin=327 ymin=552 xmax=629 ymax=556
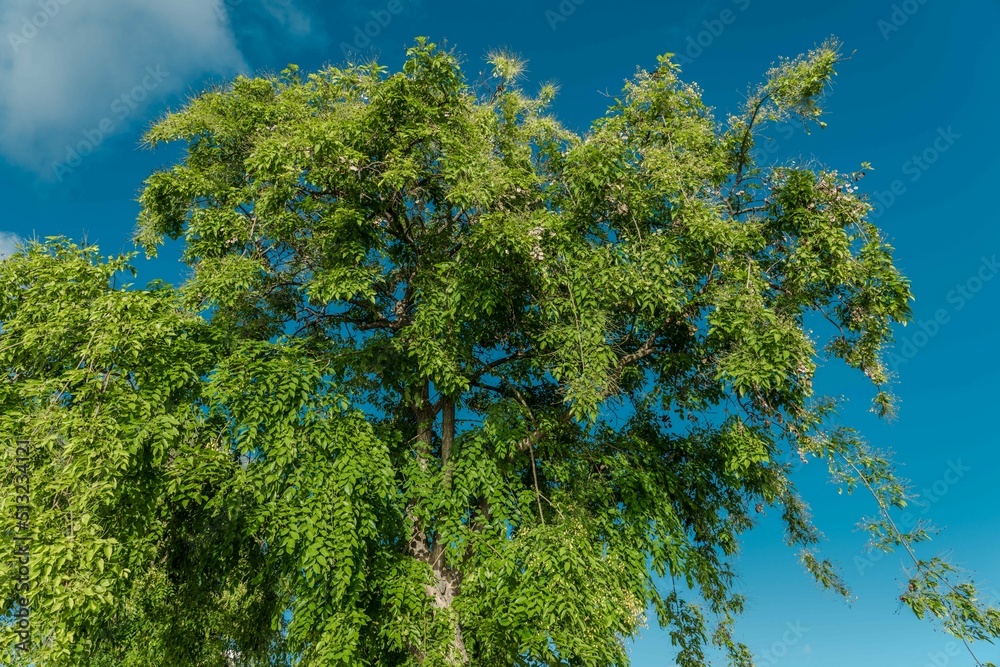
xmin=407 ymin=387 xmax=468 ymax=664
xmin=441 ymin=397 xmax=455 ymax=489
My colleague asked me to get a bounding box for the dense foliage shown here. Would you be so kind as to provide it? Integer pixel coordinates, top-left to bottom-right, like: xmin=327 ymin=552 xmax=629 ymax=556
xmin=2 ymin=37 xmax=998 ymax=666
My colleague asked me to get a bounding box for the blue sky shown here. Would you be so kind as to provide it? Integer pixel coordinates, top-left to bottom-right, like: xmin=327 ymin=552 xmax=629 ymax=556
xmin=1 ymin=0 xmax=998 ymax=664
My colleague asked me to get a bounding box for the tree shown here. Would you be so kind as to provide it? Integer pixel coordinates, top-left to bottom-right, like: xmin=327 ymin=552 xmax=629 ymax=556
xmin=2 ymin=37 xmax=998 ymax=667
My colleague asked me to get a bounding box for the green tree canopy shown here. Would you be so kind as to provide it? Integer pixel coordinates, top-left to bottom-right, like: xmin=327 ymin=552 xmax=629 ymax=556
xmin=2 ymin=37 xmax=998 ymax=666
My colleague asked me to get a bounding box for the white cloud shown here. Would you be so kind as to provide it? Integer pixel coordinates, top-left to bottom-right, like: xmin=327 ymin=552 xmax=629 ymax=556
xmin=259 ymin=0 xmax=312 ymax=36
xmin=216 ymin=0 xmax=314 ymax=36
xmin=0 ymin=0 xmax=249 ymax=175
xmin=0 ymin=232 xmax=22 ymax=259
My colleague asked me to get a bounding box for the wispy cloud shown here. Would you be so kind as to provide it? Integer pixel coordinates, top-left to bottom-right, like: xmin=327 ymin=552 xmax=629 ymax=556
xmin=0 ymin=232 xmax=22 ymax=259
xmin=218 ymin=0 xmax=324 ymax=61
xmin=0 ymin=0 xmax=248 ymax=174
xmin=259 ymin=0 xmax=313 ymax=35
